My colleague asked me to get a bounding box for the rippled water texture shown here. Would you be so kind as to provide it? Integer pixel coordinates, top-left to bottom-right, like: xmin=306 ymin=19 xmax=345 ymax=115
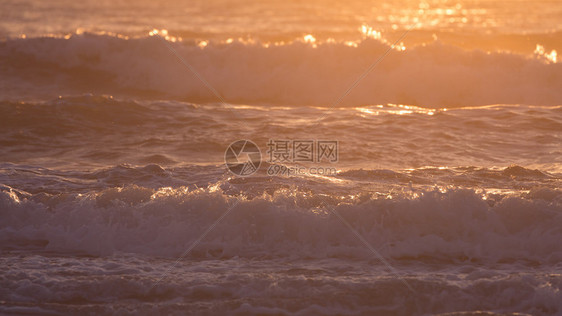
xmin=1 ymin=0 xmax=561 ymax=315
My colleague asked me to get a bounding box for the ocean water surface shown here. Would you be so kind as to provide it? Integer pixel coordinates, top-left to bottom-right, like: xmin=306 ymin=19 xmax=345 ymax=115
xmin=0 ymin=0 xmax=561 ymax=315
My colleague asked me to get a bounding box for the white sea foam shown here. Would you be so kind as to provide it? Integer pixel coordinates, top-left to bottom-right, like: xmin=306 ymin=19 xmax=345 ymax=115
xmin=1 ymin=181 xmax=560 ymax=262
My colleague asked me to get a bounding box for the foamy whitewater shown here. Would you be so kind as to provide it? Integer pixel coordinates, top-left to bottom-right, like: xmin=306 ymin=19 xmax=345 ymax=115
xmin=1 ymin=0 xmax=561 ymax=315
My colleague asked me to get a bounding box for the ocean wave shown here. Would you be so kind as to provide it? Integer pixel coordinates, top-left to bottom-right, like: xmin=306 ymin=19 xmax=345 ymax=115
xmin=1 ymin=95 xmax=561 ymax=172
xmin=1 ymin=33 xmax=561 ymax=106
xmin=1 ymin=174 xmax=560 ymax=262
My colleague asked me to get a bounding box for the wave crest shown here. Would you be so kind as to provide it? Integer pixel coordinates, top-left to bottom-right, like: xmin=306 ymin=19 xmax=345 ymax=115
xmin=1 ymin=181 xmax=560 ymax=262
xmin=2 ymin=33 xmax=561 ymax=106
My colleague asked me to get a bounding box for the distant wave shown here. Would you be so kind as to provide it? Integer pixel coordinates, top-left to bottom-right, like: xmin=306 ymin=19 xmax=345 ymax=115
xmin=1 ymin=33 xmax=561 ymax=107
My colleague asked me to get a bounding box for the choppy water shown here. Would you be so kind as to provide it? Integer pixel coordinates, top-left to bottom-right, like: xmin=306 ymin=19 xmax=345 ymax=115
xmin=1 ymin=0 xmax=561 ymax=315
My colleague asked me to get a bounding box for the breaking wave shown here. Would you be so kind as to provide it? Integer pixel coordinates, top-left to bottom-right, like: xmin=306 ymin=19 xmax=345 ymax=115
xmin=1 ymin=32 xmax=561 ymax=107
xmin=1 ymin=171 xmax=560 ymax=262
